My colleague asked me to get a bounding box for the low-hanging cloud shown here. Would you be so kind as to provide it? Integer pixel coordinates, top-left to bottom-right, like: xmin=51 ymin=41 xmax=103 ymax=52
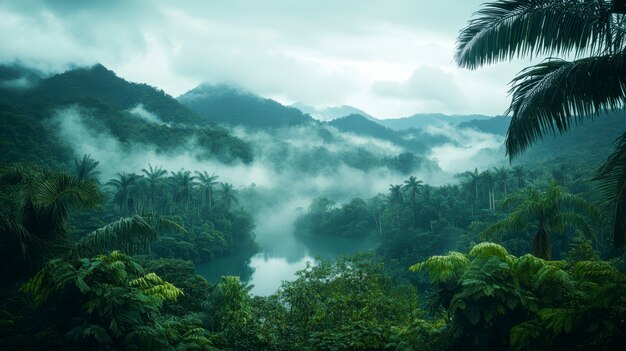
xmin=424 ymin=123 xmax=506 ymax=173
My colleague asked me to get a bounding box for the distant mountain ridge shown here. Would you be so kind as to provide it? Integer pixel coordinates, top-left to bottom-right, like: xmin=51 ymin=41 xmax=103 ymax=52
xmin=376 ymin=113 xmax=493 ymax=131
xmin=179 ymin=84 xmax=314 ymax=128
xmin=292 ymin=103 xmax=377 ymax=122
xmin=328 ymin=114 xmax=428 ymax=153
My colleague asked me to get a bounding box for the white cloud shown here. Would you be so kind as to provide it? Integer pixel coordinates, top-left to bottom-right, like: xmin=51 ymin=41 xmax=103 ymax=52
xmin=0 ymin=0 xmax=527 ymax=117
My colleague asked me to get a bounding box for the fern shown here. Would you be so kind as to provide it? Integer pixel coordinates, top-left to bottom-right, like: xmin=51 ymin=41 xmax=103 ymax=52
xmin=409 ymin=252 xmax=470 ymax=284
xmin=129 ymin=272 xmax=183 ymax=301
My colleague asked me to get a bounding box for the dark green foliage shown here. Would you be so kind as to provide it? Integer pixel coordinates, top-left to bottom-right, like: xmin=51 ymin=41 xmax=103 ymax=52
xmin=295 ymin=197 xmax=376 ymax=238
xmin=0 ymin=105 xmax=73 ymax=166
xmin=179 ymin=83 xmax=313 ymax=128
xmin=329 ymin=114 xmax=428 ymax=153
xmin=413 ymin=243 xmax=626 ymax=350
xmin=456 ymin=0 xmax=626 ymax=251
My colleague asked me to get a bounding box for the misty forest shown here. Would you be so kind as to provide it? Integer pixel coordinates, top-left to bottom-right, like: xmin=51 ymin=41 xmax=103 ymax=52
xmin=3 ymin=0 xmax=626 ymax=350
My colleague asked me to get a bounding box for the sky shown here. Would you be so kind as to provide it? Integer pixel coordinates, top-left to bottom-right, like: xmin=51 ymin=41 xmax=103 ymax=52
xmin=0 ymin=0 xmax=530 ymax=118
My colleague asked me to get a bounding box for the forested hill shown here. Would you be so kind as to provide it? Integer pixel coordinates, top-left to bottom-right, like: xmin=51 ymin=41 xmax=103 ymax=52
xmin=178 ymin=84 xmax=315 ymax=128
xmin=0 ymin=64 xmax=254 ymax=166
xmin=376 ymin=113 xmax=492 ymax=130
xmin=328 ymin=114 xmax=428 ymax=153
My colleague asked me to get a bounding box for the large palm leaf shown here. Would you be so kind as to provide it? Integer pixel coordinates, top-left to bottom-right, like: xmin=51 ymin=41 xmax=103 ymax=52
xmin=455 ymin=0 xmax=619 ymax=69
xmin=505 ymin=52 xmax=626 ymax=157
xmin=593 ymin=133 xmax=626 ymax=248
xmin=70 ymin=216 xmax=156 ymax=257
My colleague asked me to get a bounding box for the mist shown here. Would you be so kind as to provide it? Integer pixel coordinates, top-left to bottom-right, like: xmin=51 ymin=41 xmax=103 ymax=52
xmin=52 ymin=104 xmax=507 ymax=294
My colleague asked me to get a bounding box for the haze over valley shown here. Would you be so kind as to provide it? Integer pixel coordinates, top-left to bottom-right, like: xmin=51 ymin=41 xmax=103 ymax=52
xmin=3 ymin=1 xmax=626 ymax=349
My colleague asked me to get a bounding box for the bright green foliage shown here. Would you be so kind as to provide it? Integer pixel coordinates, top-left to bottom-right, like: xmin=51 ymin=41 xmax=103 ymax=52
xmin=277 ymin=254 xmax=421 ymax=350
xmin=17 ymin=251 xmax=196 ymax=350
xmin=414 ymin=243 xmax=626 ymax=350
xmin=409 ymin=252 xmax=470 ymax=284
xmin=204 ymin=276 xmax=258 ymax=350
xmin=482 ymin=183 xmax=597 ymax=259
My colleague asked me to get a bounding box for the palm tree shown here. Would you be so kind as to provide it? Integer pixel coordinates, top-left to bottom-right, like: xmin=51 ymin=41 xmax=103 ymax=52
xmin=402 ymin=176 xmax=423 ymax=226
xmin=142 ymin=164 xmax=168 ymax=213
xmin=195 ymin=171 xmax=219 ymax=212
xmin=73 ymin=154 xmax=100 ymax=181
xmin=219 ymin=183 xmax=238 ymax=210
xmin=512 ymin=165 xmax=527 ymax=189
xmin=107 ymin=173 xmax=138 ymax=214
xmin=169 ymin=170 xmax=197 ymax=210
xmin=482 ymin=182 xmax=597 ymax=259
xmin=456 ymin=0 xmax=626 ymax=249
xmin=480 ymin=170 xmax=497 ymax=211
xmin=388 ymin=184 xmax=404 ymax=206
xmin=0 ymin=169 xmax=159 ymax=283
xmin=494 ymin=166 xmax=510 ymax=197
xmin=457 ymin=168 xmax=480 ymax=199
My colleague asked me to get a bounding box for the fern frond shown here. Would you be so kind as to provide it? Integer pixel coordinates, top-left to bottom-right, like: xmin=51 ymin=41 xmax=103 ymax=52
xmin=410 ymin=252 xmax=470 ymax=283
xmin=129 ymin=272 xmax=183 ymax=301
xmin=469 ymin=242 xmax=511 ymax=259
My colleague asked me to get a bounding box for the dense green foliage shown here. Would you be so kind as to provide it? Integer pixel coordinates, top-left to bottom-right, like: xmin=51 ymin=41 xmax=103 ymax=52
xmin=0 ymin=64 xmax=253 ymax=166
xmin=179 ymin=84 xmax=313 ymax=129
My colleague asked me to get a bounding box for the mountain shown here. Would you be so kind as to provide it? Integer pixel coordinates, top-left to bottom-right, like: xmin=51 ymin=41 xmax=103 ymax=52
xmin=0 ymin=64 xmax=253 ymax=166
xmin=377 ymin=113 xmax=492 ymax=131
xmin=3 ymin=64 xmax=204 ymax=125
xmin=328 ymin=114 xmax=427 ymax=153
xmin=457 ymin=116 xmax=511 ymax=135
xmin=292 ymin=103 xmax=377 ymax=122
xmin=179 ymin=84 xmax=314 ymax=128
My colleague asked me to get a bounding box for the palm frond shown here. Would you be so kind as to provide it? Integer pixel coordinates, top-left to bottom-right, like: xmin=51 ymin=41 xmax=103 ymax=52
xmin=456 ymin=0 xmax=616 ymax=69
xmin=31 ymin=174 xmax=102 ymax=233
xmin=0 ymin=213 xmax=44 ymax=262
xmin=505 ymin=53 xmax=626 ymax=158
xmin=593 ymin=133 xmax=626 ymax=248
xmin=70 ymin=216 xmax=156 ymax=257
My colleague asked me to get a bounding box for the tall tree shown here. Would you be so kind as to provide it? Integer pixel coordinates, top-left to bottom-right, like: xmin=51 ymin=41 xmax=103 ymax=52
xmin=402 ymin=176 xmax=424 ymax=226
xmin=494 ymin=166 xmax=510 ymax=197
xmin=512 ymin=165 xmax=527 ymax=189
xmin=388 ymin=184 xmax=404 ymax=206
xmin=107 ymin=172 xmax=138 ymax=214
xmin=482 ymin=183 xmax=597 ymax=259
xmin=219 ymin=183 xmax=239 ymax=211
xmin=195 ymin=171 xmax=219 ymax=212
xmin=73 ymin=154 xmax=100 ymax=181
xmin=456 ymin=0 xmax=626 ymax=249
xmin=141 ymin=164 xmax=168 ymax=213
xmin=480 ymin=170 xmax=497 ymax=211
xmin=169 ymin=170 xmax=197 ymax=211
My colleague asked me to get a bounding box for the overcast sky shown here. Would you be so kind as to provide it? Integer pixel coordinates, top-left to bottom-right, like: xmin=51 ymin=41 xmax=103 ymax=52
xmin=0 ymin=0 xmax=531 ymax=118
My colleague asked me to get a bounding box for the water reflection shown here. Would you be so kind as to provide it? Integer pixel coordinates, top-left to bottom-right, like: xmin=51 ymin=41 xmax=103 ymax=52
xmin=195 ymin=232 xmax=378 ymax=296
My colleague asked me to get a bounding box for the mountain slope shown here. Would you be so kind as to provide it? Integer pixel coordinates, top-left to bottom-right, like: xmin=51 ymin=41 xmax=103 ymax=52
xmin=377 ymin=113 xmax=492 ymax=131
xmin=179 ymin=84 xmax=314 ymax=128
xmin=328 ymin=114 xmax=427 ymax=153
xmin=0 ymin=64 xmax=254 ymax=165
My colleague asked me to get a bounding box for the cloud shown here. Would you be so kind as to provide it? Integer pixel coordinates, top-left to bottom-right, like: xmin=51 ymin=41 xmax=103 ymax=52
xmin=0 ymin=0 xmax=526 ymax=117
xmin=424 ymin=123 xmax=506 ymax=173
xmin=371 ymin=66 xmax=467 ymax=112
xmin=128 ymin=104 xmax=167 ymax=125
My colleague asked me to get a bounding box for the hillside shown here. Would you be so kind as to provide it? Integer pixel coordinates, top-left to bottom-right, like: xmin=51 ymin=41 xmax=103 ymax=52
xmin=179 ymin=84 xmax=314 ymax=128
xmin=377 ymin=113 xmax=492 ymax=130
xmin=0 ymin=64 xmax=254 ymax=165
xmin=328 ymin=114 xmax=427 ymax=153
